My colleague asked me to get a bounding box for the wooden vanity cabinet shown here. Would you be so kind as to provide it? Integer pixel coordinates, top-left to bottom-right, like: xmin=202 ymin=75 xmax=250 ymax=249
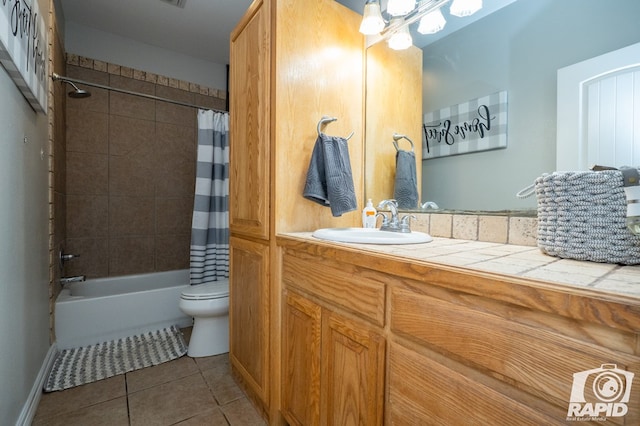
xmin=229 ymin=0 xmax=364 ymax=421
xmin=281 ymin=251 xmax=386 ymax=426
xmin=229 ymin=0 xmax=271 ymax=417
xmin=282 ymin=291 xmax=385 ymax=426
xmin=278 ymin=236 xmax=640 ymax=425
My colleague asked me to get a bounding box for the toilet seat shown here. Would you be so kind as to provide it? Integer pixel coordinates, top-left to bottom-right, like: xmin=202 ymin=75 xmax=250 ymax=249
xmin=180 ymin=282 xmax=229 ymax=300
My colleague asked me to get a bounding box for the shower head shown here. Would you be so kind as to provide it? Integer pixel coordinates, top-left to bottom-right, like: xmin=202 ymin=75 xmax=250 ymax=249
xmin=52 ymin=73 xmax=91 ymax=98
xmin=66 ymin=81 xmax=91 ymax=98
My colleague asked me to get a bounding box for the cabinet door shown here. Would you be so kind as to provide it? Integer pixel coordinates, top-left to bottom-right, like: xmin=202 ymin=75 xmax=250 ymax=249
xmin=388 ymin=343 xmax=561 ymax=425
xmin=229 ymin=0 xmax=270 ymax=240
xmin=321 ymin=311 xmax=385 ymax=426
xmin=282 ymin=291 xmax=322 ymax=426
xmin=229 ymin=237 xmax=270 ymax=407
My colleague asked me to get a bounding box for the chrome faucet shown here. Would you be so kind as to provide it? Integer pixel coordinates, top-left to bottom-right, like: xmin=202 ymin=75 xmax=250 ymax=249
xmin=400 ymin=214 xmax=417 ymax=232
xmin=377 ymin=199 xmax=399 ymax=231
xmin=377 ymin=199 xmax=416 ymax=233
xmin=60 ymin=275 xmax=86 ymax=285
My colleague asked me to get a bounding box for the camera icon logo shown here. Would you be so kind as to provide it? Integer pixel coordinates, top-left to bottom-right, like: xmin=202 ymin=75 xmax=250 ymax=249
xmin=567 ymin=364 xmax=634 ymax=419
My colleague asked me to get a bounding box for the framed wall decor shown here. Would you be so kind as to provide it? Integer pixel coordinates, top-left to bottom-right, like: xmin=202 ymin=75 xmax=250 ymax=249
xmin=423 ymin=90 xmax=507 ymax=159
xmin=0 ymin=0 xmax=48 ymax=113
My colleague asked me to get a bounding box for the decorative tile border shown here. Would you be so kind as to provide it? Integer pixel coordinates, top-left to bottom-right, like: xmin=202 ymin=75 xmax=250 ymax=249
xmin=65 ymin=53 xmax=226 ymax=100
xmin=412 ymin=212 xmax=537 ymax=247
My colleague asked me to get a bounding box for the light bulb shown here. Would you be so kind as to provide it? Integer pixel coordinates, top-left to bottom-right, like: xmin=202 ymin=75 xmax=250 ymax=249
xmin=387 ymin=0 xmax=416 ymax=17
xmin=388 ymin=19 xmax=412 ymax=50
xmin=359 ymin=1 xmax=385 ymax=35
xmin=450 ymin=0 xmax=482 ymax=17
xmin=417 ymin=8 xmax=446 ymax=34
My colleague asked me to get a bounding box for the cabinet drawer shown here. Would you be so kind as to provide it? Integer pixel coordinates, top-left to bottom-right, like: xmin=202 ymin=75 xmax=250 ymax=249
xmin=282 ymin=250 xmax=385 ymax=326
xmin=390 ymin=287 xmax=640 ymax=421
xmin=388 ymin=343 xmax=563 ymax=425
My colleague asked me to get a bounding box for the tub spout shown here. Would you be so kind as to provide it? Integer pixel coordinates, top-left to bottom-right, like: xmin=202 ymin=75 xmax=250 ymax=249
xmin=61 ymin=275 xmax=86 ymax=285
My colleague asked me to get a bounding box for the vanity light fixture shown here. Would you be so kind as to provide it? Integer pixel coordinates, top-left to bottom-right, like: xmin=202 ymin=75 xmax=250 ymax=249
xmin=387 ymin=18 xmax=413 ymax=50
xmin=417 ymin=8 xmax=446 ymax=34
xmin=359 ymin=0 xmax=386 ymax=35
xmin=359 ymin=0 xmax=483 ymax=50
xmin=450 ymin=0 xmax=482 ymax=17
xmin=387 ymin=0 xmax=416 ymax=17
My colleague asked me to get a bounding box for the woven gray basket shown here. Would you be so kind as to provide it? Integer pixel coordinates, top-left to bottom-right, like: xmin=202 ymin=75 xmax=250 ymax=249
xmin=534 ymin=170 xmax=640 ymax=265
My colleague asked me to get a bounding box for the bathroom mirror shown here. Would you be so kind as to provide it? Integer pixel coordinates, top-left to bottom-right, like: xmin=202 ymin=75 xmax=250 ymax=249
xmin=355 ymin=0 xmax=640 ymax=212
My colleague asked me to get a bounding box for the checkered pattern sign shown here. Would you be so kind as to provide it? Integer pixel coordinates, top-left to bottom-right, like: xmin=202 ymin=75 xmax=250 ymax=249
xmin=423 ymin=91 xmax=508 ymax=159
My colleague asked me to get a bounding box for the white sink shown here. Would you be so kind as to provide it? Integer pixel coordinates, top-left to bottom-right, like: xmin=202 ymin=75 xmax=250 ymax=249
xmin=312 ymin=227 xmax=433 ymax=245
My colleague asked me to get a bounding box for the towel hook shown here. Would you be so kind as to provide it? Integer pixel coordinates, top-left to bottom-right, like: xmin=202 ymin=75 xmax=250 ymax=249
xmin=392 ymin=133 xmax=415 ymax=152
xmin=317 ymin=116 xmax=354 ymax=141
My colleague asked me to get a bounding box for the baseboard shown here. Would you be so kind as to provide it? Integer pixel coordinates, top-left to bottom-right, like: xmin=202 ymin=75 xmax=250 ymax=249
xmin=16 ymin=343 xmax=58 ymax=426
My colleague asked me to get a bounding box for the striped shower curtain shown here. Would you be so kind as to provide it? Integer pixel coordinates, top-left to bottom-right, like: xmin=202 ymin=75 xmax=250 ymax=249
xmin=190 ymin=110 xmax=230 ymax=285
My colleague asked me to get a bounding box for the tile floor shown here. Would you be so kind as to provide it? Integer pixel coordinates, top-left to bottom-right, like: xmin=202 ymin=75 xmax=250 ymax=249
xmin=33 ymin=329 xmax=266 ymax=426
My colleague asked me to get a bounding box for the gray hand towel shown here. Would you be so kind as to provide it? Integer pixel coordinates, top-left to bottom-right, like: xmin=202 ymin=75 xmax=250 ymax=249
xmin=394 ymin=150 xmax=419 ymax=209
xmin=303 ymin=133 xmax=357 ymax=217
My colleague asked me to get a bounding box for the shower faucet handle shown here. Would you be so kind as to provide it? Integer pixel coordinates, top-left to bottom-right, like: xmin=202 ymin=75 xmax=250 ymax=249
xmin=60 ymin=251 xmax=80 ymax=264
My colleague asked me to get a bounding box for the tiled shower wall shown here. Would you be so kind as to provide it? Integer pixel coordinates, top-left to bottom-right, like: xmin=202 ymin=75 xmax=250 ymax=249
xmin=63 ymin=55 xmax=226 ymax=279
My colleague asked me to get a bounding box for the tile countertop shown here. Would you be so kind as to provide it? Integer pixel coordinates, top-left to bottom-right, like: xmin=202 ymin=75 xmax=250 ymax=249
xmin=280 ymin=233 xmax=640 ymax=300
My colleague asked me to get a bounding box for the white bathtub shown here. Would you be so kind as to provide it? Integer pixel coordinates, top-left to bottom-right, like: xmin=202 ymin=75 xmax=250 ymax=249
xmin=55 ymin=269 xmax=193 ymax=349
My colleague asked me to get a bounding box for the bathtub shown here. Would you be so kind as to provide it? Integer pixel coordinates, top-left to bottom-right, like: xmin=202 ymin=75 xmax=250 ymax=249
xmin=55 ymin=269 xmax=193 ymax=349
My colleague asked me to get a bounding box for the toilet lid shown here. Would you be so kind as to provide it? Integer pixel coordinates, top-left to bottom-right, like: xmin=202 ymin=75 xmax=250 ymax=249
xmin=181 ymin=281 xmax=229 ymax=300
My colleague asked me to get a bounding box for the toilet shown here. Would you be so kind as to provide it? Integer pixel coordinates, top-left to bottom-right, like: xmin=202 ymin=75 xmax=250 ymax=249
xmin=179 ymin=280 xmax=229 ymax=357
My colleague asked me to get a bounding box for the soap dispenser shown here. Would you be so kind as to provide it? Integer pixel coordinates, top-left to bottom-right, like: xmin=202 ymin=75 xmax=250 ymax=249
xmin=362 ymin=199 xmax=377 ymax=228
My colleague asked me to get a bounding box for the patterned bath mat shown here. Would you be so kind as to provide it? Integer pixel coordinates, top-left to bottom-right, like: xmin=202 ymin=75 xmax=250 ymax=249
xmin=44 ymin=325 xmax=187 ymax=392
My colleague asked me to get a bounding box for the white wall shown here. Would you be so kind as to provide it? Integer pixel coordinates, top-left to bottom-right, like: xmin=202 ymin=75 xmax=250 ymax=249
xmin=0 ymin=35 xmax=51 ymax=426
xmin=64 ymin=21 xmax=228 ymax=91
xmin=421 ymin=0 xmax=640 ymax=210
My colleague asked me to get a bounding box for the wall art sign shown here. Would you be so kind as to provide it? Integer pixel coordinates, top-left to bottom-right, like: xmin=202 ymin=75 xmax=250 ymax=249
xmin=422 ymin=90 xmax=507 ymax=159
xmin=0 ymin=0 xmax=48 ymax=113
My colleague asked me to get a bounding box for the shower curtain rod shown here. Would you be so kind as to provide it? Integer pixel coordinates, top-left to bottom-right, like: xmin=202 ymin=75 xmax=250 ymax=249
xmin=52 ymin=72 xmax=228 ymax=113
